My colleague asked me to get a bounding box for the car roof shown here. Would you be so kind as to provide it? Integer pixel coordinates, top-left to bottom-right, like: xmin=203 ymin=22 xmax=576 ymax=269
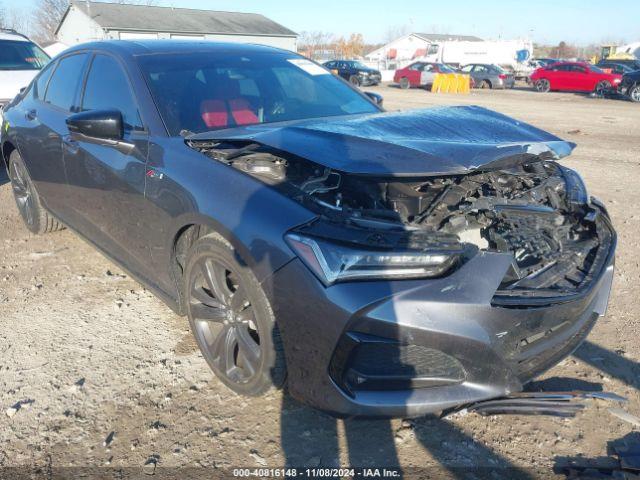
xmin=0 ymin=31 xmax=31 ymax=42
xmin=61 ymin=39 xmax=294 ymax=59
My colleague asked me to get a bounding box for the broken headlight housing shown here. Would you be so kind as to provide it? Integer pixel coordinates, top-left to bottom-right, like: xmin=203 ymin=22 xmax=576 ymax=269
xmin=286 ymin=233 xmax=460 ymax=285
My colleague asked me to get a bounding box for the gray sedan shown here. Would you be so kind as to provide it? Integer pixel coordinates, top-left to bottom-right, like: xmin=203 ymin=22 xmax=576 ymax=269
xmin=460 ymin=63 xmax=515 ymax=89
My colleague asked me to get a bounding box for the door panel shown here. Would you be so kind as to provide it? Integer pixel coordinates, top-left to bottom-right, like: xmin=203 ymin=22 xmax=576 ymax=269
xmin=62 ymin=53 xmax=153 ymax=276
xmin=19 ymin=54 xmax=89 ymax=216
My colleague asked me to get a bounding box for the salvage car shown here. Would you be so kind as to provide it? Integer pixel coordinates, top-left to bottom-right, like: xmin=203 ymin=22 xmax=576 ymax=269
xmin=459 ymin=63 xmax=515 ymax=89
xmin=393 ymin=62 xmax=457 ymax=89
xmin=322 ymin=60 xmax=381 ymax=87
xmin=619 ymin=69 xmax=640 ymax=102
xmin=530 ymin=61 xmax=622 ymax=94
xmin=1 ymin=41 xmax=616 ymax=417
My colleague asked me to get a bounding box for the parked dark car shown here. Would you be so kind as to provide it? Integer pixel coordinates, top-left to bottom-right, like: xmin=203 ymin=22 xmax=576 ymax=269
xmin=459 ymin=63 xmax=515 ymax=89
xmin=619 ymin=69 xmax=640 ymax=102
xmin=596 ymin=60 xmax=637 ymax=76
xmin=599 ymin=58 xmax=640 ymax=71
xmin=323 ymin=59 xmax=381 ymax=86
xmin=1 ymin=41 xmax=616 ymax=418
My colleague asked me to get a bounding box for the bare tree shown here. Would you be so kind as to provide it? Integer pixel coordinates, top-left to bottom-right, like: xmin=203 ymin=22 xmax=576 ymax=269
xmin=298 ymin=31 xmax=335 ymax=60
xmin=30 ymin=0 xmax=68 ymax=42
xmin=1 ymin=1 xmax=33 ymax=34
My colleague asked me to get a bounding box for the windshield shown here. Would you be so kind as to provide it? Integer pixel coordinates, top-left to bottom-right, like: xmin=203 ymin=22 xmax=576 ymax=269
xmin=0 ymin=40 xmax=50 ymax=71
xmin=348 ymin=61 xmax=368 ymax=69
xmin=138 ymin=52 xmax=379 ymax=135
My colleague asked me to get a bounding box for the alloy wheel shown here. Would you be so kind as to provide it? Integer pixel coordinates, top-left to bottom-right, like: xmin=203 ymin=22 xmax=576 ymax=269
xmin=535 ymin=79 xmax=550 ymax=92
xmin=9 ymin=159 xmax=35 ymax=227
xmin=629 ymin=85 xmax=640 ymax=102
xmin=189 ymin=256 xmax=262 ymax=385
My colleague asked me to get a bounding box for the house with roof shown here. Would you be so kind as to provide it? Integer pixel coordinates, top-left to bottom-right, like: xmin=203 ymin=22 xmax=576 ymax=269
xmin=56 ymin=1 xmax=298 ymax=51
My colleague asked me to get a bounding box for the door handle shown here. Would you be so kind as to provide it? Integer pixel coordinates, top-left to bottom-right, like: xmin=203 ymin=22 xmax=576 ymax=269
xmin=25 ymin=109 xmax=37 ymax=121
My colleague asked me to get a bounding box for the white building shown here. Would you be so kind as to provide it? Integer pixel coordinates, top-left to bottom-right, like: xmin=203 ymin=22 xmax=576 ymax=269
xmin=365 ymin=33 xmax=483 ymax=70
xmin=56 ymin=1 xmax=298 ymax=51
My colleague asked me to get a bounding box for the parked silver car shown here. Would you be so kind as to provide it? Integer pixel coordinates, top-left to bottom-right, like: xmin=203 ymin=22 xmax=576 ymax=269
xmin=460 ymin=63 xmax=515 ymax=89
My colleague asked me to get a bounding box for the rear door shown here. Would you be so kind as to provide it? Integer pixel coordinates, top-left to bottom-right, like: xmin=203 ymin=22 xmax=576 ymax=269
xmin=19 ymin=53 xmax=89 ymax=216
xmin=63 ymin=52 xmax=151 ymax=272
xmin=571 ymin=65 xmax=591 ymax=91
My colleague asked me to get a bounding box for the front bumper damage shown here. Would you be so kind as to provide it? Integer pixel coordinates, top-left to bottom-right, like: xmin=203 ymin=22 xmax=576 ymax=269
xmin=266 ymin=201 xmax=615 ymax=418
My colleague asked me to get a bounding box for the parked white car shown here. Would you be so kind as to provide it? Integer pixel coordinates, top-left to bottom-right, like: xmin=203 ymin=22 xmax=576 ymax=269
xmin=0 ymin=30 xmax=50 ymax=116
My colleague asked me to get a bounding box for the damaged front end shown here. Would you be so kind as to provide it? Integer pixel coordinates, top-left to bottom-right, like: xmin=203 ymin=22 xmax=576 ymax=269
xmin=187 ymin=138 xmax=614 ymax=304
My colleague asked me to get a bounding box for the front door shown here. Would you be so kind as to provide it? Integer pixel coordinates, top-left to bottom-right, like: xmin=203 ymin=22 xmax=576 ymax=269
xmin=63 ymin=53 xmax=152 ymax=276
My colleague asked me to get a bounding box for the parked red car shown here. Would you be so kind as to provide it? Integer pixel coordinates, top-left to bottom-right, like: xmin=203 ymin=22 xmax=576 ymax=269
xmin=530 ymin=62 xmax=622 ymax=93
xmin=393 ymin=62 xmax=456 ymax=89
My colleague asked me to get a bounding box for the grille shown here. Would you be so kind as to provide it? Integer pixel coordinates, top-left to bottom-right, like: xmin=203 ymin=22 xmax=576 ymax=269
xmin=516 ymin=312 xmax=598 ymax=382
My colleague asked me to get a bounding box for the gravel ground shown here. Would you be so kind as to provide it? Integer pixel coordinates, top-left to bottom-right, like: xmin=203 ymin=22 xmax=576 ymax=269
xmin=1 ymin=85 xmax=639 ymax=479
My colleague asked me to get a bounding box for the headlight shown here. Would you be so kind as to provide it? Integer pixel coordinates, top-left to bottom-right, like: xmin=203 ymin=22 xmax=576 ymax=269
xmin=285 ymin=233 xmax=460 ymax=285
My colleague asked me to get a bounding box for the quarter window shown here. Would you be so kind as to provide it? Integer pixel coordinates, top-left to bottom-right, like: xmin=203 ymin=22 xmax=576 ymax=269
xmin=34 ymin=60 xmax=56 ymax=99
xmin=82 ymin=54 xmax=143 ymax=131
xmin=45 ymin=53 xmax=88 ymax=111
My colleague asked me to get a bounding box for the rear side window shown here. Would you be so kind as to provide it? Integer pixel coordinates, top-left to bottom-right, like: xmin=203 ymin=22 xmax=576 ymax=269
xmin=34 ymin=61 xmax=56 ymax=99
xmin=45 ymin=53 xmax=88 ymax=111
xmin=81 ymin=54 xmax=143 ymax=130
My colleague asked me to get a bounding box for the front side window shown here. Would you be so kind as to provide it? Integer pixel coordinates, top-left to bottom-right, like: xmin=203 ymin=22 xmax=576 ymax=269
xmin=0 ymin=40 xmax=50 ymax=71
xmin=139 ymin=52 xmax=379 ymax=135
xmin=45 ymin=53 xmax=88 ymax=111
xmin=82 ymin=54 xmax=143 ymax=130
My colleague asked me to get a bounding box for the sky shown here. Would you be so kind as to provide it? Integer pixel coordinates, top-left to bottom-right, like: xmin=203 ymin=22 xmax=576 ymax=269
xmin=11 ymin=0 xmax=640 ymax=45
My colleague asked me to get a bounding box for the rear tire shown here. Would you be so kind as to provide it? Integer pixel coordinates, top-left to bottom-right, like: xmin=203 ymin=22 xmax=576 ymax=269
xmin=184 ymin=233 xmax=286 ymax=396
xmin=629 ymin=84 xmax=640 ymax=102
xmin=535 ymin=79 xmax=551 ymax=93
xmin=8 ymin=150 xmax=64 ymax=235
xmin=399 ymin=77 xmax=410 ymax=89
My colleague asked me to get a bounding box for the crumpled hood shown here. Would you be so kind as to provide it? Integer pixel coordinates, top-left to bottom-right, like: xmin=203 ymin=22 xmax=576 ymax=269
xmin=189 ymin=106 xmax=575 ymax=176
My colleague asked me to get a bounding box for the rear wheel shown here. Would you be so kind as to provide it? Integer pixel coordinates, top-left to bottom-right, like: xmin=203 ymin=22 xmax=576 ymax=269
xmin=535 ymin=79 xmax=551 ymax=92
xmin=184 ymin=234 xmax=286 ymax=396
xmin=399 ymin=77 xmax=410 ymax=89
xmin=629 ymin=84 xmax=640 ymax=102
xmin=8 ymin=150 xmax=64 ymax=234
xmin=595 ymin=80 xmax=611 ymax=95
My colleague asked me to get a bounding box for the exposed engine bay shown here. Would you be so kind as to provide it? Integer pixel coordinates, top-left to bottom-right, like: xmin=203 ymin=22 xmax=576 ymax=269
xmin=188 ymin=140 xmax=613 ymax=298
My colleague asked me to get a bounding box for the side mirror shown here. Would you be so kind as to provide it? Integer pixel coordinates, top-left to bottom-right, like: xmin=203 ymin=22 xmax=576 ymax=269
xmin=364 ymin=91 xmax=383 ymax=107
xmin=66 ymin=109 xmax=123 ymax=141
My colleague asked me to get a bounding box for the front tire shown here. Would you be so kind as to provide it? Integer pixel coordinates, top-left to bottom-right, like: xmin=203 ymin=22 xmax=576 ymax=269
xmin=184 ymin=233 xmax=286 ymax=396
xmin=349 ymin=75 xmax=361 ymax=87
xmin=629 ymin=84 xmax=640 ymax=102
xmin=8 ymin=150 xmax=64 ymax=235
xmin=480 ymin=79 xmax=492 ymax=89
xmin=399 ymin=77 xmax=410 ymax=89
xmin=535 ymin=78 xmax=551 ymax=92
xmin=595 ymin=80 xmax=611 ymax=95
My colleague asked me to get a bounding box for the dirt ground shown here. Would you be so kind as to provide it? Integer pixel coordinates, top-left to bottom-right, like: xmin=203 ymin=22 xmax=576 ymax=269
xmin=1 ymin=85 xmax=639 ymax=479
